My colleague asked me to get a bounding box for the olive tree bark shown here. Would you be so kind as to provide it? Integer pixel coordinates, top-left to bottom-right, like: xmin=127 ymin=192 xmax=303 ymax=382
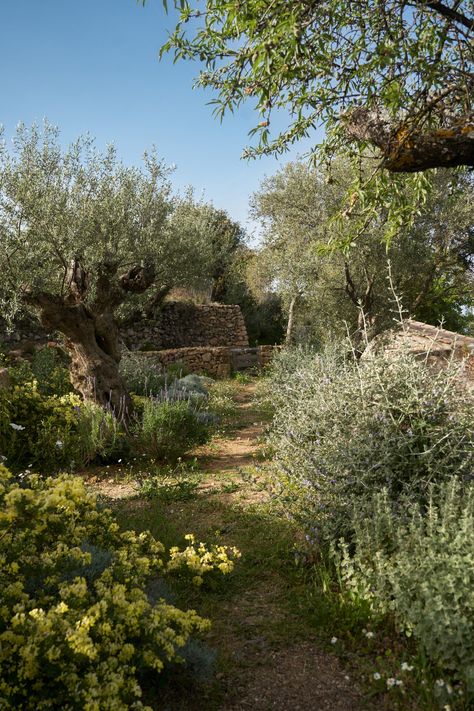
xmin=23 ymin=258 xmax=156 ymax=418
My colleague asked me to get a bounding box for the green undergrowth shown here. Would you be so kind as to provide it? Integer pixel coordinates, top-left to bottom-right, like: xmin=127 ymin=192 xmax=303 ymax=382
xmin=114 ymin=484 xmax=459 ymax=710
xmin=108 ymin=381 xmax=455 ymax=710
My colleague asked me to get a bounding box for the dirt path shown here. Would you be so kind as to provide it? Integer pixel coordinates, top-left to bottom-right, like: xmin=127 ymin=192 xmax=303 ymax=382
xmin=102 ymin=382 xmax=371 ymax=711
xmin=188 ymin=383 xmax=367 ymax=711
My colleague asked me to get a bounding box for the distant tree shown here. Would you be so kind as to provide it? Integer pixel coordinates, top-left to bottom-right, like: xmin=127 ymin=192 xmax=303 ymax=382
xmin=178 ymin=202 xmax=246 ymax=302
xmin=0 ymin=123 xmax=209 ymax=414
xmin=251 ymin=160 xmax=474 ymax=345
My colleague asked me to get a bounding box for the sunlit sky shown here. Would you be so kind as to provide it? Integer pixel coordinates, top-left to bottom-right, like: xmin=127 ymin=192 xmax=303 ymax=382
xmin=0 ymin=0 xmax=319 ymax=236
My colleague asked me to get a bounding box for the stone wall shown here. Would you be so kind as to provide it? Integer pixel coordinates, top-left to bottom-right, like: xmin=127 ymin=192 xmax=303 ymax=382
xmin=122 ymin=302 xmax=249 ymax=350
xmin=368 ymin=320 xmax=474 ymax=388
xmin=136 ymin=345 xmax=280 ymax=379
xmin=1 ymin=301 xmax=250 ymax=351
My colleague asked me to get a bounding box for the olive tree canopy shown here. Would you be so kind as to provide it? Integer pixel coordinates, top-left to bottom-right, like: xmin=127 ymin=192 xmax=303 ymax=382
xmin=0 ymin=123 xmax=210 ymax=413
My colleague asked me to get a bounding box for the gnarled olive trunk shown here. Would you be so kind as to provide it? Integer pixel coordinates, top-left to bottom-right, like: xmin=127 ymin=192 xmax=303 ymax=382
xmin=23 ymin=296 xmax=132 ymax=418
xmin=67 ymin=311 xmax=132 ymax=417
xmin=23 ymin=258 xmax=157 ymax=418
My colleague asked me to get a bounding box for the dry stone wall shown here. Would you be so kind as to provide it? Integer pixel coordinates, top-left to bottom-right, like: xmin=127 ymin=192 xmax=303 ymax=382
xmin=0 ymin=302 xmax=282 ymax=379
xmin=122 ymin=302 xmax=249 ymax=350
xmin=367 ymin=320 xmax=474 ymax=389
xmin=136 ymin=345 xmax=281 ymax=379
xmin=1 ymin=302 xmax=249 ymax=351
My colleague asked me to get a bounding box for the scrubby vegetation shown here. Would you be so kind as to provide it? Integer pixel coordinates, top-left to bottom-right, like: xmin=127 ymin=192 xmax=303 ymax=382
xmin=265 ymin=345 xmax=474 ymax=543
xmin=0 ymin=355 xmax=222 ymax=472
xmin=264 ymin=344 xmax=474 ymax=703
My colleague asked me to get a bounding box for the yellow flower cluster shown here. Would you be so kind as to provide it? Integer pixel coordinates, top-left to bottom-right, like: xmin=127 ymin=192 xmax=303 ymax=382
xmin=0 ymin=466 xmax=230 ymax=709
xmin=167 ymin=533 xmax=241 ymax=586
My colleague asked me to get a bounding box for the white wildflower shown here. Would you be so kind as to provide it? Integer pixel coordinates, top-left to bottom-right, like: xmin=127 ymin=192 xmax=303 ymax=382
xmin=55 ymin=440 xmax=63 ymax=449
xmin=401 ymin=662 xmax=414 ymax=671
xmin=436 ymin=679 xmax=445 ymax=688
xmin=330 ymin=637 xmax=338 ymax=644
xmin=364 ymin=630 xmax=374 ymax=639
xmin=10 ymin=423 xmax=25 ymax=431
xmin=373 ymin=672 xmax=381 ymax=681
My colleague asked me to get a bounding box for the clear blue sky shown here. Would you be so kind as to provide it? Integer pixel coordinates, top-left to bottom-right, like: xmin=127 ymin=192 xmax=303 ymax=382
xmin=0 ymin=0 xmax=317 ymax=236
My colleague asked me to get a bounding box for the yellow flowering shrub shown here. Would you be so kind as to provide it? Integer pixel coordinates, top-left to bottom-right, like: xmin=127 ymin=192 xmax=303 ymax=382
xmin=0 ymin=381 xmax=128 ymax=471
xmin=167 ymin=533 xmax=241 ymax=586
xmin=0 ymin=466 xmax=239 ymax=709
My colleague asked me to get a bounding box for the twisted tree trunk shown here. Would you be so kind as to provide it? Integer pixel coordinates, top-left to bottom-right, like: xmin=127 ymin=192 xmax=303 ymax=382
xmin=23 ymin=257 xmax=156 ymax=418
xmin=23 ymin=293 xmax=132 ymax=416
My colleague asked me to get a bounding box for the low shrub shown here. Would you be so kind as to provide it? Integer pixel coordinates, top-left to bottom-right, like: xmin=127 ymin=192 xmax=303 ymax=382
xmin=8 ymin=346 xmax=72 ymax=397
xmin=0 ymin=380 xmax=83 ymax=470
xmin=265 ymin=345 xmax=474 ymax=543
xmin=75 ymin=401 xmax=130 ymax=466
xmin=137 ymin=399 xmax=211 ymax=463
xmin=0 ymin=381 xmax=131 ymax=471
xmin=0 ymin=465 xmax=239 ymax=709
xmin=338 ymin=479 xmax=474 ymax=695
xmin=119 ymin=351 xmax=165 ymax=396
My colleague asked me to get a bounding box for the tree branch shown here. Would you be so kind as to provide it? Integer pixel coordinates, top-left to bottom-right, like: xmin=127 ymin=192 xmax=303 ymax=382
xmin=344 ymin=107 xmax=474 ymax=172
xmin=414 ymin=1 xmax=474 ymax=30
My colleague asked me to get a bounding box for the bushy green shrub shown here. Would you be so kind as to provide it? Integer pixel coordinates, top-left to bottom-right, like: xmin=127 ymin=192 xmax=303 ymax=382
xmin=0 ymin=464 xmax=239 ymax=709
xmin=0 ymin=381 xmax=130 ymax=471
xmin=75 ymin=401 xmax=130 ymax=466
xmin=0 ymin=380 xmax=83 ymax=470
xmin=338 ymin=479 xmax=474 ymax=694
xmin=265 ymin=346 xmax=474 ymax=542
xmin=8 ymin=347 xmax=73 ymax=397
xmin=137 ymin=399 xmax=211 ymax=463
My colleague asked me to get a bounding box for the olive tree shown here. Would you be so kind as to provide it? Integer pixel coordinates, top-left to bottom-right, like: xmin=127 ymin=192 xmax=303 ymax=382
xmin=0 ymin=123 xmax=209 ymax=414
xmin=251 ymin=160 xmax=474 ymax=345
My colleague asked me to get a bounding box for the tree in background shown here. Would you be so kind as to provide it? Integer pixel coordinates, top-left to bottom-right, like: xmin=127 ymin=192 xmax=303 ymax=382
xmin=251 ymin=160 xmax=474 ymax=346
xmin=0 ymin=123 xmax=210 ymax=413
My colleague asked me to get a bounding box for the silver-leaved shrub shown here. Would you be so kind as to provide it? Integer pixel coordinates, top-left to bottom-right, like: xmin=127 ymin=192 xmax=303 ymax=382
xmin=265 ymin=346 xmax=474 ymax=543
xmin=338 ymin=479 xmax=474 ymax=693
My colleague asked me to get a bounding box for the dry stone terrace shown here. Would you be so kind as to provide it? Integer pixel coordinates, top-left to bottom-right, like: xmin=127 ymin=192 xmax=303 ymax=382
xmin=369 ymin=319 xmax=474 ymax=387
xmin=1 ymin=301 xmax=280 ymax=377
xmin=396 ymin=320 xmax=474 ymax=383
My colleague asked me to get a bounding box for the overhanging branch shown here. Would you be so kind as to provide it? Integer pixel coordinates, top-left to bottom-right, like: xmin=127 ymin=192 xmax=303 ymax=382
xmin=345 ymin=107 xmax=474 ymax=172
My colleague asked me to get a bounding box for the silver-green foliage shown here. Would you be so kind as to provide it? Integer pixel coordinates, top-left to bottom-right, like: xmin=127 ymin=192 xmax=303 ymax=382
xmin=338 ymin=480 xmax=474 ymax=692
xmin=119 ymin=351 xmax=165 ymax=396
xmin=138 ymin=399 xmax=210 ymax=463
xmin=266 ymin=346 xmax=474 ymax=542
xmin=0 ymin=122 xmax=212 ymax=323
